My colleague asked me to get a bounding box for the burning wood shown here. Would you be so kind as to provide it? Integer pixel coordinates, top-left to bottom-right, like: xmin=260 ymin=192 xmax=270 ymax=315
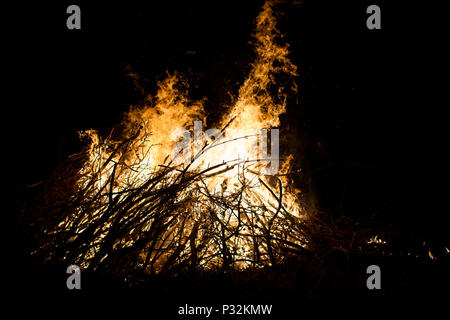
xmin=23 ymin=1 xmax=331 ymax=278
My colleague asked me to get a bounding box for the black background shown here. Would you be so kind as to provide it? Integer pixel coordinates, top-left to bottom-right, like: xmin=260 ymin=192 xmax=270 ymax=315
xmin=5 ymin=0 xmax=449 ymax=316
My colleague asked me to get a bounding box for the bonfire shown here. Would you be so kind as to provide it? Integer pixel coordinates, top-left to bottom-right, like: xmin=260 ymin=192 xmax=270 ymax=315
xmin=23 ymin=1 xmax=358 ymax=279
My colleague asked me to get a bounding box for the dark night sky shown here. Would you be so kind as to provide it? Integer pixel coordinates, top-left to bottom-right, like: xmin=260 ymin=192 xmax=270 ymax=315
xmin=5 ymin=0 xmax=449 ymax=309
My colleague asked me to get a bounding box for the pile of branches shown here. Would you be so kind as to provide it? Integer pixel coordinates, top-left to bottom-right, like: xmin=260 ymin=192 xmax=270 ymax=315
xmin=21 ymin=124 xmax=360 ymax=280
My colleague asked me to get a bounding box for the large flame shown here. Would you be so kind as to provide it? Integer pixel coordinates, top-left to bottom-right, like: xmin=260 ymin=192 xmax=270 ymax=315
xmin=46 ymin=1 xmax=306 ymax=274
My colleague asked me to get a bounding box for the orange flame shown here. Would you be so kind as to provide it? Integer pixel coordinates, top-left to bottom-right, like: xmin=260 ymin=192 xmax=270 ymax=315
xmin=53 ymin=1 xmax=305 ymax=273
